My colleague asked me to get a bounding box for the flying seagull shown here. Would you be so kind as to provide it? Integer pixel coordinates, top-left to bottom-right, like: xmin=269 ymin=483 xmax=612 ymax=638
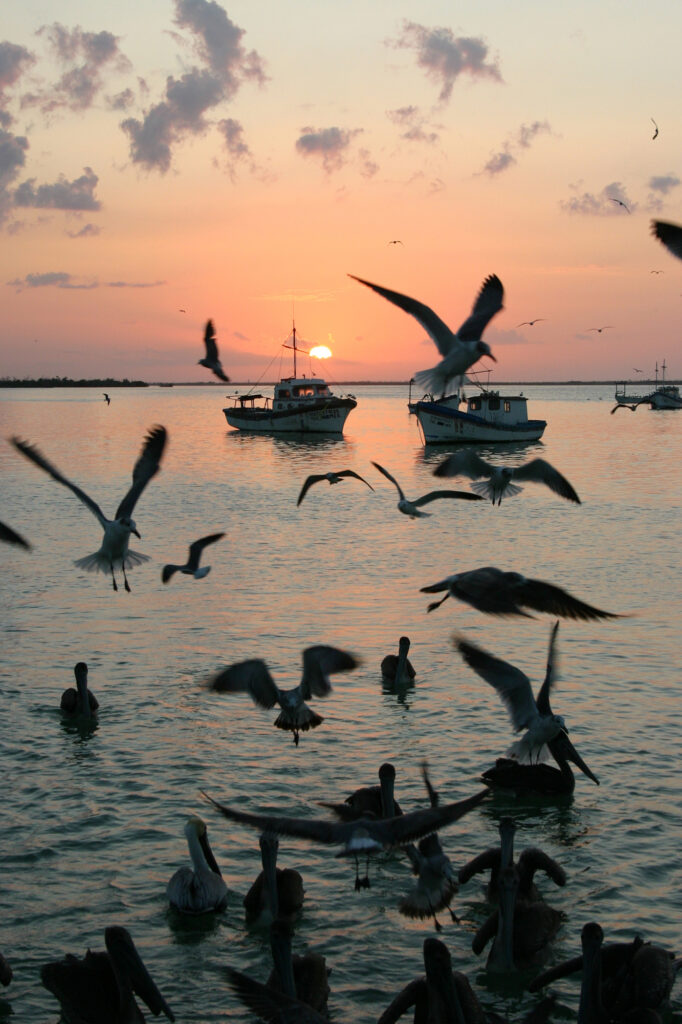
xmin=12 ymin=425 xmax=167 ymax=592
xmin=199 ymin=319 xmax=230 ymax=382
xmin=103 ymin=393 xmax=110 ymax=405
xmin=650 ymin=270 xmax=664 ymax=274
xmin=433 ymin=452 xmax=580 ymax=505
xmin=0 ymin=521 xmax=31 ymax=550
xmin=651 ymin=219 xmax=682 ymax=261
xmin=517 ymin=319 xmax=546 ymax=327
xmin=372 ymin=461 xmax=483 ymax=518
xmin=609 ymin=198 xmax=630 ymax=213
xmin=296 ymin=470 xmax=374 ymax=507
xmin=420 ymin=566 xmax=623 ymax=620
xmin=349 ymin=273 xmax=501 ymax=397
xmin=162 ymin=532 xmax=225 ymax=583
xmin=651 ymin=117 xmax=659 ymax=140
xmin=610 ymin=402 xmax=641 ymax=414
xmin=388 ymin=239 xmax=404 ymax=245
xmin=207 ymin=645 xmax=361 ymax=745
xmin=587 ymin=326 xmax=613 ymax=333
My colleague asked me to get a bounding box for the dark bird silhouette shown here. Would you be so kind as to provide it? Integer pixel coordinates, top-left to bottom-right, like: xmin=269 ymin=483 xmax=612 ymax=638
xmin=60 ymin=662 xmax=99 ymax=718
xmin=372 ymin=461 xmax=483 ymax=518
xmin=609 ymin=198 xmax=630 ymax=213
xmin=458 ymin=817 xmax=566 ymax=903
xmin=651 ymin=219 xmax=682 ymax=261
xmin=651 ymin=118 xmax=659 ymax=140
xmin=472 ymin=866 xmax=562 ymax=970
xmin=198 ymin=319 xmax=230 ymax=382
xmin=481 ymin=729 xmax=599 ymax=794
xmin=517 ymin=318 xmax=546 ymax=327
xmin=650 ymin=270 xmax=664 ymax=274
xmin=166 ymin=816 xmax=228 ymax=914
xmin=611 ymin=402 xmax=641 ymax=414
xmin=0 ymin=952 xmax=12 ymax=987
xmin=296 ymin=469 xmax=374 ymax=506
xmin=0 ymin=521 xmax=31 ymax=549
xmin=588 ymin=325 xmax=614 ymax=333
xmin=243 ymin=832 xmax=305 ymax=921
xmin=388 ymin=239 xmax=404 ymax=245
xmin=318 ymin=761 xmax=402 ymax=822
xmin=433 ymin=451 xmax=580 ymax=505
xmin=161 ymin=532 xmax=224 ymax=583
xmin=103 ymin=393 xmax=110 ymax=405
xmin=381 ymin=636 xmax=416 ymax=686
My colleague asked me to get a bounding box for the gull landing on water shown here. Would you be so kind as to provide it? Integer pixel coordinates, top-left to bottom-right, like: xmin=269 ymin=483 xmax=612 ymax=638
xmin=162 ymin=532 xmax=225 ymax=583
xmin=372 ymin=461 xmax=484 ymax=518
xmin=199 ymin=319 xmax=230 ymax=382
xmin=296 ymin=469 xmax=374 ymax=507
xmin=433 ymin=452 xmax=581 ymax=505
xmin=12 ymin=426 xmax=167 ymax=592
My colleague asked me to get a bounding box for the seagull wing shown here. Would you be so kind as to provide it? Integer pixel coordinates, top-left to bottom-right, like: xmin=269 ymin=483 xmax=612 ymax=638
xmin=512 ymin=459 xmax=581 ymax=503
xmin=116 ymin=425 xmax=167 ymax=519
xmin=336 ymin=470 xmax=375 ymax=490
xmin=514 ymin=577 xmax=622 ymax=621
xmin=371 ymin=461 xmax=405 ymax=500
xmin=296 ymin=475 xmax=327 ymax=506
xmin=456 ymin=274 xmax=504 ymax=341
xmin=432 ymin=451 xmax=493 ymax=480
xmin=208 ymin=660 xmax=280 ymax=709
xmin=202 ymin=792 xmax=342 ymax=845
xmin=186 ymin=532 xmax=225 ymax=571
xmin=301 ymin=645 xmax=360 ymax=698
xmin=455 ymin=636 xmax=539 ymax=731
xmin=11 ymin=438 xmax=108 ymax=528
xmin=203 ymin=319 xmax=219 ymax=361
xmin=535 ymin=621 xmax=560 ymax=716
xmin=651 ymin=219 xmax=682 ymax=260
xmin=372 ymin=789 xmax=489 ymax=848
xmin=0 ymin=521 xmax=31 ymax=549
xmin=349 ymin=275 xmax=455 ymax=356
xmin=412 ymin=489 xmax=484 ymax=507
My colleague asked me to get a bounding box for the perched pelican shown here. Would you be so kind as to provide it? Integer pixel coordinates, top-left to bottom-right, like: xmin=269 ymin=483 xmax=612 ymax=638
xmin=166 ymin=816 xmax=228 ymax=914
xmin=161 ymin=532 xmax=225 ymax=583
xmin=60 ymin=662 xmax=99 ymax=718
xmin=243 ymin=832 xmax=304 ymax=920
xmin=203 ymin=788 xmax=488 ymax=890
xmin=472 ymin=865 xmax=562 ymax=970
xmin=12 ymin=425 xmax=167 ymax=592
xmin=350 ymin=273 xmax=501 ymax=397
xmin=0 ymin=520 xmax=31 ymax=549
xmin=296 ymin=469 xmax=374 ymax=506
xmin=651 ymin=219 xmax=682 ymax=261
xmin=458 ymin=817 xmax=566 ymax=902
xmin=207 ymin=645 xmax=361 ymax=745
xmin=482 ymin=729 xmax=599 ymax=794
xmin=433 ymin=452 xmax=580 ymax=505
xmin=227 ymin=964 xmax=328 ymax=1023
xmin=372 ymin=461 xmax=483 ymax=518
xmin=318 ymin=762 xmax=402 ymax=822
xmin=381 ymin=637 xmax=416 ymax=687
xmin=41 ymin=925 xmax=175 ymax=1023
xmin=265 ymin=919 xmax=330 ymax=1015
xmin=421 ymin=566 xmax=623 ymax=620
xmin=199 ymin=319 xmax=230 ymax=382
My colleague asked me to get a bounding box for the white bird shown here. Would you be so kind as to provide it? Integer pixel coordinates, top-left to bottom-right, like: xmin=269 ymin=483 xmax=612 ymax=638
xmin=60 ymin=662 xmax=99 ymax=718
xmin=0 ymin=521 xmax=31 ymax=549
xmin=433 ymin=452 xmax=581 ymax=506
xmin=199 ymin=319 xmax=230 ymax=382
xmin=167 ymin=816 xmax=228 ymax=914
xmin=651 ymin=219 xmax=682 ymax=261
xmin=207 ymin=645 xmax=361 ymax=745
xmin=372 ymin=461 xmax=483 ymax=518
xmin=350 ymin=273 xmax=501 ymax=397
xmin=296 ymin=470 xmax=374 ymax=506
xmin=12 ymin=425 xmax=167 ymax=592
xmin=161 ymin=532 xmax=225 ymax=583
xmin=455 ymin=623 xmax=567 ymax=764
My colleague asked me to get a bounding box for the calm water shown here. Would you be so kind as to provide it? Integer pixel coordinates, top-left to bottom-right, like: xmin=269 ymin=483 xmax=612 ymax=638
xmin=1 ymin=384 xmax=681 ymax=1022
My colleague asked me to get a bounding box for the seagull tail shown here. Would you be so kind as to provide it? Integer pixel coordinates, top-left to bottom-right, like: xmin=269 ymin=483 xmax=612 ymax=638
xmin=274 ymin=707 xmax=323 ymax=733
xmin=74 ymin=550 xmax=150 ymax=574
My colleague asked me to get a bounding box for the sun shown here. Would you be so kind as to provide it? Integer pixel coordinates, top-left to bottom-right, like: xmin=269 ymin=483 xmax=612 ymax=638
xmin=309 ymin=345 xmax=332 ymax=359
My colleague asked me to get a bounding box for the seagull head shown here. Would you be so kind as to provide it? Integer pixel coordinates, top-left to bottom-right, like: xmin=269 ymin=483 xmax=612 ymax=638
xmin=477 ymin=340 xmax=496 ymax=362
xmin=118 ymin=515 xmax=141 ymax=538
xmin=552 ymin=714 xmax=568 ymax=733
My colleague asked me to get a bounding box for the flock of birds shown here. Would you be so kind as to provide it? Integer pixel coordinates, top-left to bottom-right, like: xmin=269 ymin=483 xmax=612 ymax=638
xmin=1 ymin=217 xmax=681 ymax=1023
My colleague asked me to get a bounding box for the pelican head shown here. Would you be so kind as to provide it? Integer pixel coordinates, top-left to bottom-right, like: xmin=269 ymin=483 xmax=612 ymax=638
xmin=498 ymin=817 xmax=516 ymax=870
xmin=185 ymin=816 xmax=222 ymax=876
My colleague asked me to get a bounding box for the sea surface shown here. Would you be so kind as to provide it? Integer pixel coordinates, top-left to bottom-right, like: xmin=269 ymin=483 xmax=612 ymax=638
xmin=1 ymin=383 xmax=680 ymax=1022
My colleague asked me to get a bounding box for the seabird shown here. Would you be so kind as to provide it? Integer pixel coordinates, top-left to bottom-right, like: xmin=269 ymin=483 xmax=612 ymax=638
xmin=481 ymin=729 xmax=599 ymax=794
xmin=161 ymin=532 xmax=225 ymax=583
xmin=350 ymin=273 xmax=501 ymax=397
xmin=12 ymin=425 xmax=167 ymax=592
xmin=60 ymin=662 xmax=99 ymax=718
xmin=381 ymin=636 xmax=416 ymax=687
xmin=166 ymin=816 xmax=228 ymax=914
xmin=588 ymin=325 xmax=614 ymax=333
xmin=611 ymin=402 xmax=641 ymax=414
xmin=198 ymin=319 xmax=230 ymax=382
xmin=472 ymin=865 xmax=562 ymax=970
xmin=41 ymin=925 xmax=175 ymax=1024
xmin=318 ymin=762 xmax=402 ymax=822
xmin=243 ymin=832 xmax=304 ymax=920
xmin=651 ymin=219 xmax=682 ymax=261
xmin=372 ymin=461 xmax=483 ymax=518
xmin=458 ymin=817 xmax=566 ymax=903
xmin=651 ymin=118 xmax=659 ymax=140
xmin=0 ymin=520 xmax=31 ymax=549
xmin=103 ymin=393 xmax=110 ymax=405
xmin=207 ymin=645 xmax=361 ymax=745
xmin=433 ymin=451 xmax=580 ymax=505
xmin=0 ymin=952 xmax=12 ymax=987
xmin=296 ymin=469 xmax=374 ymax=506
xmin=388 ymin=239 xmax=404 ymax=245
xmin=202 ymin=788 xmax=488 ymax=890
xmin=517 ymin=318 xmax=546 ymax=327
xmin=421 ymin=566 xmax=623 ymax=619
xmin=609 ymin=198 xmax=630 ymax=213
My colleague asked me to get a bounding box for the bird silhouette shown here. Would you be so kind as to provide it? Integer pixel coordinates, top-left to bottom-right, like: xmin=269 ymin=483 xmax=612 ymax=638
xmin=199 ymin=319 xmax=230 ymax=382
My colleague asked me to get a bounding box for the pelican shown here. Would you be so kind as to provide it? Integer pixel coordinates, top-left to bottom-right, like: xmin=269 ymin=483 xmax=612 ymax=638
xmin=350 ymin=273 xmax=501 ymax=397
xmin=433 ymin=452 xmax=580 ymax=505
xmin=372 ymin=461 xmax=483 ymax=518
xmin=0 ymin=952 xmax=11 ymax=987
xmin=381 ymin=637 xmax=416 ymax=686
xmin=161 ymin=532 xmax=225 ymax=583
xmin=227 ymin=937 xmax=329 ymax=1024
xmin=0 ymin=521 xmax=31 ymax=549
xmin=458 ymin=817 xmax=566 ymax=902
xmin=472 ymin=865 xmax=562 ymax=970
xmin=421 ymin=566 xmax=623 ymax=620
xmin=243 ymin=832 xmax=304 ymax=920
xmin=12 ymin=425 xmax=167 ymax=592
xmin=198 ymin=319 xmax=230 ymax=382
xmin=166 ymin=816 xmax=228 ymax=914
xmin=296 ymin=469 xmax=374 ymax=506
xmin=203 ymin=788 xmax=488 ymax=890
xmin=41 ymin=925 xmax=175 ymax=1023
xmin=482 ymin=729 xmax=599 ymax=794
xmin=207 ymin=645 xmax=361 ymax=745
xmin=318 ymin=762 xmax=402 ymax=822
xmin=651 ymin=219 xmax=682 ymax=261
xmin=60 ymin=662 xmax=99 ymax=718
xmin=265 ymin=919 xmax=330 ymax=1016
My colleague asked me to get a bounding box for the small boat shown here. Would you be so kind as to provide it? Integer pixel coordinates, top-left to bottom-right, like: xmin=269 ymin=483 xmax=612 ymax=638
xmin=223 ymin=324 xmax=357 ymax=434
xmin=648 ymin=360 xmax=682 ymax=410
xmin=408 ymin=378 xmax=546 ymax=444
xmin=614 ymin=382 xmax=649 ymax=406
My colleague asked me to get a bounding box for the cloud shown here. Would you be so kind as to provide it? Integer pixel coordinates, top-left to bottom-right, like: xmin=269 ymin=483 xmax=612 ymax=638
xmin=647 ymin=174 xmax=680 ymax=195
xmin=217 ymin=116 xmax=254 ymax=177
xmin=481 ymin=120 xmax=552 ymax=176
xmin=106 ymin=88 xmax=135 ymax=111
xmin=106 ymin=279 xmax=164 ymax=288
xmin=393 ymin=21 xmax=502 ymax=103
xmin=0 ymin=127 xmax=29 ymax=225
xmin=7 ymin=271 xmax=97 ymax=290
xmin=386 ymin=105 xmax=439 ymax=145
xmin=0 ymin=41 xmax=35 ymax=107
xmin=66 ymin=222 xmax=101 ymax=238
xmin=483 ymin=150 xmax=515 ymax=175
xmin=295 ymin=126 xmax=361 ymax=173
xmin=560 ymin=180 xmax=636 ymax=215
xmin=23 ymin=24 xmax=131 ymax=113
xmin=13 ymin=166 xmax=101 ymax=210
xmin=358 ymin=147 xmax=379 ymax=178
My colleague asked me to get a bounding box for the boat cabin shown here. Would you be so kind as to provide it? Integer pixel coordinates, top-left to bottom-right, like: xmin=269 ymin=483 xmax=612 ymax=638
xmin=464 ymin=390 xmax=531 ymax=424
xmin=273 ymin=377 xmax=332 ymax=410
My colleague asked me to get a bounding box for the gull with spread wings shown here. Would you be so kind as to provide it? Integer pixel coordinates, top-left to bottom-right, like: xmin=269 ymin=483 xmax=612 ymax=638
xmin=199 ymin=319 xmax=230 ymax=382
xmin=296 ymin=469 xmax=374 ymax=507
xmin=433 ymin=452 xmax=580 ymax=506
xmin=372 ymin=461 xmax=483 ymax=518
xmin=162 ymin=532 xmax=225 ymax=583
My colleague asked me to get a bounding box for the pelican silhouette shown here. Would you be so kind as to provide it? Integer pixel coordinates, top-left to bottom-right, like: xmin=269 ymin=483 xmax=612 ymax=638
xmin=318 ymin=762 xmax=402 ymax=822
xmin=458 ymin=817 xmax=566 ymax=902
xmin=60 ymin=662 xmax=99 ymax=718
xmin=166 ymin=816 xmax=228 ymax=914
xmin=481 ymin=729 xmax=599 ymax=793
xmin=381 ymin=636 xmax=416 ymax=686
xmin=243 ymin=832 xmax=304 ymax=920
xmin=472 ymin=865 xmax=562 ymax=970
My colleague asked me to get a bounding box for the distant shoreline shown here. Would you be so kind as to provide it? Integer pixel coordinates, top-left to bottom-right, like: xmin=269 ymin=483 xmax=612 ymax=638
xmin=1 ymin=377 xmax=678 ymax=388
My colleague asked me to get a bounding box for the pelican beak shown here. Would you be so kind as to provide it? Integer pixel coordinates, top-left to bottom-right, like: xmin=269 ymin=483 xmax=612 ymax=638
xmin=556 ymin=732 xmax=599 ymax=785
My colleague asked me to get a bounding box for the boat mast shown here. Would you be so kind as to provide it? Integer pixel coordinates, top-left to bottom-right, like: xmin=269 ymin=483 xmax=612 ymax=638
xmin=292 ymin=320 xmax=297 ymax=378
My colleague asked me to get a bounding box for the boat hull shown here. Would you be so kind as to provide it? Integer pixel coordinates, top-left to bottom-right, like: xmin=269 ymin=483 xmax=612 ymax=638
xmin=412 ymin=401 xmax=546 ymax=444
xmin=223 ymin=398 xmax=356 ymax=433
xmin=649 ymin=388 xmax=682 ymax=410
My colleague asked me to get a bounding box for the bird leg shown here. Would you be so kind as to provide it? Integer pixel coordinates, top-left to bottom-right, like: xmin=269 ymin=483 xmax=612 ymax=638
xmin=122 ymin=565 xmax=131 ymax=593
xmin=448 ymin=907 xmax=460 ymax=924
xmin=293 ymin=730 xmax=299 ymax=747
xmin=110 ymin=564 xmax=118 ymax=591
xmin=426 ymin=594 xmax=449 ymax=613
xmin=354 ymin=856 xmax=362 ymax=891
xmin=361 ymin=856 xmax=371 ymax=888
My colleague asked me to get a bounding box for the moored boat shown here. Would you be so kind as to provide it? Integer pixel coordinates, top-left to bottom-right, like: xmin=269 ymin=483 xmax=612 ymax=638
xmin=408 ymin=383 xmax=546 ymax=444
xmin=648 ymin=361 xmax=681 ymax=410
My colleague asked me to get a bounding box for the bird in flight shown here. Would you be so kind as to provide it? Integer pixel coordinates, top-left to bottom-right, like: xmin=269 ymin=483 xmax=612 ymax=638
xmin=433 ymin=452 xmax=580 ymax=506
xmin=162 ymin=532 xmax=225 ymax=583
xmin=651 ymin=118 xmax=659 ymax=140
xmin=517 ymin=318 xmax=546 ymax=327
xmin=103 ymin=393 xmax=110 ymax=405
xmin=650 ymin=270 xmax=664 ymax=275
xmin=633 ymin=367 xmax=643 ymax=372
xmin=609 ymin=198 xmax=630 ymax=213
xmin=651 ymin=219 xmax=682 ymax=261
xmin=610 ymin=403 xmax=641 ymax=414
xmin=296 ymin=470 xmax=374 ymax=507
xmin=388 ymin=239 xmax=404 ymax=245
xmin=587 ymin=326 xmax=613 ymax=334
xmin=199 ymin=319 xmax=230 ymax=382
xmin=0 ymin=521 xmax=31 ymax=550
xmin=372 ymin=461 xmax=483 ymax=518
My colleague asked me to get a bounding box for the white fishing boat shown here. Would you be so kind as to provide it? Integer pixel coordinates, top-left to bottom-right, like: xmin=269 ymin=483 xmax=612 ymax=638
xmin=648 ymin=361 xmax=681 ymax=410
xmin=614 ymin=382 xmax=650 ymax=406
xmin=223 ymin=324 xmax=357 ymax=434
xmin=408 ymin=380 xmax=546 ymax=444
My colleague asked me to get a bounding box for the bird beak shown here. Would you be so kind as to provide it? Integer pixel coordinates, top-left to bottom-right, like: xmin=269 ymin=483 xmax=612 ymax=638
xmin=553 ymin=731 xmax=599 ymax=785
xmin=132 ymin=528 xmax=141 ymax=539
xmin=488 ymin=353 xmax=497 ymax=362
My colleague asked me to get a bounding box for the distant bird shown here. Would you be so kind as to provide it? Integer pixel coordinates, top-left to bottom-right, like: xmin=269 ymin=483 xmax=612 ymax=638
xmin=161 ymin=532 xmax=225 ymax=583
xmin=0 ymin=521 xmax=31 ymax=550
xmin=318 ymin=762 xmax=402 ymax=822
xmin=472 ymin=865 xmax=562 ymax=970
xmin=199 ymin=319 xmax=230 ymax=382
xmin=207 ymin=645 xmax=361 ymax=745
xmin=609 ymin=198 xmax=630 ymax=213
xmin=350 ymin=273 xmax=501 ymax=397
xmin=60 ymin=662 xmax=99 ymax=718
xmin=12 ymin=425 xmax=167 ymax=592
xmin=517 ymin=318 xmax=546 ymax=327
xmin=296 ymin=469 xmax=374 ymax=506
xmin=650 ymin=270 xmax=664 ymax=274
xmin=243 ymin=832 xmax=304 ymax=921
xmin=634 ymin=367 xmax=644 ymax=372
xmin=381 ymin=636 xmax=416 ymax=686
xmin=103 ymin=393 xmax=110 ymax=405
xmin=482 ymin=729 xmax=599 ymax=794
xmin=651 ymin=219 xmax=682 ymax=261
xmin=41 ymin=926 xmax=175 ymax=1024
xmin=372 ymin=461 xmax=483 ymax=518
xmin=611 ymin=402 xmax=641 ymax=413
xmin=388 ymin=239 xmax=404 ymax=245
xmin=651 ymin=117 xmax=659 ymax=140
xmin=588 ymin=325 xmax=614 ymax=333
xmin=166 ymin=816 xmax=228 ymax=914
xmin=433 ymin=452 xmax=580 ymax=506
xmin=203 ymin=788 xmax=488 ymax=890
xmin=421 ymin=566 xmax=623 ymax=620
xmin=179 ymin=308 xmax=186 ymax=312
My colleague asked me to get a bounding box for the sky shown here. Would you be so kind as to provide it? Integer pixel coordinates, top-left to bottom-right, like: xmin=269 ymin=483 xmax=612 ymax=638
xmin=2 ymin=0 xmax=681 ymax=383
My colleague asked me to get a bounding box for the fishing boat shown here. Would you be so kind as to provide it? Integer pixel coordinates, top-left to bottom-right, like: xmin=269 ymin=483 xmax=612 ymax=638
xmin=648 ymin=360 xmax=681 ymax=410
xmin=614 ymin=382 xmax=649 ymax=406
xmin=223 ymin=324 xmax=357 ymax=434
xmin=408 ymin=379 xmax=546 ymax=444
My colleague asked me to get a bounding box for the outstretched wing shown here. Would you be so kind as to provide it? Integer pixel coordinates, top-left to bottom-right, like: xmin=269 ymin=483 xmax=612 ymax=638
xmin=375 ymin=789 xmax=489 ymax=847
xmin=337 ymin=470 xmax=374 ymax=490
xmin=455 ymin=636 xmax=538 ymax=731
xmin=296 ymin=475 xmax=326 ymax=506
xmin=203 ymin=319 xmax=219 ymax=360
xmin=116 ymin=425 xmax=167 ymax=519
xmin=202 ymin=792 xmax=341 ymax=845
xmin=186 ymin=532 xmax=225 ymax=570
xmin=0 ymin=521 xmax=31 ymax=549
xmin=515 ymin=577 xmax=622 ymax=621
xmin=371 ymin=461 xmax=405 ymax=500
xmin=226 ymin=967 xmax=327 ymax=1023
xmin=433 ymin=450 xmax=493 ymax=480
xmin=456 ymin=274 xmax=504 ymax=341
xmin=535 ymin=621 xmax=560 ymax=716
xmin=349 ymin=275 xmax=455 ymax=356
xmin=301 ymin=645 xmax=360 ymax=698
xmin=651 ymin=219 xmax=682 ymax=260
xmin=208 ymin=659 xmax=279 ymax=709
xmin=11 ymin=438 xmax=108 ymax=528
xmin=413 ymin=489 xmax=484 ymax=507
xmin=513 ymin=459 xmax=581 ymax=504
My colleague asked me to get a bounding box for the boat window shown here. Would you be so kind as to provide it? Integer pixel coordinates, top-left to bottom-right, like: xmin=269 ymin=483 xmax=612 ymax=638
xmin=316 ymin=385 xmax=330 ymax=395
xmin=488 ymin=396 xmax=500 ymax=410
xmin=280 ymin=389 xmax=290 ymax=398
xmin=469 ymin=398 xmax=481 ymax=411
xmin=504 ymin=400 xmax=511 ymax=412
xmin=293 ymin=385 xmax=315 ymax=397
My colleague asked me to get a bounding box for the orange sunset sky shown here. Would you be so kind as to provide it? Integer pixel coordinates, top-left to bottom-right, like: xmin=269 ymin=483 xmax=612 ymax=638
xmin=1 ymin=0 xmax=681 ymax=383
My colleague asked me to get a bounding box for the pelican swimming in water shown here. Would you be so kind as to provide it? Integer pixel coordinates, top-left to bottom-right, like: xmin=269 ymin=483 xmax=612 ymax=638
xmin=433 ymin=451 xmax=581 ymax=506
xmin=199 ymin=319 xmax=230 ymax=382
xmin=161 ymin=532 xmax=225 ymax=583
xmin=0 ymin=520 xmax=31 ymax=549
xmin=318 ymin=761 xmax=402 ymax=822
xmin=296 ymin=469 xmax=374 ymax=506
xmin=422 ymin=566 xmax=623 ymax=620
xmin=243 ymin=832 xmax=304 ymax=921
xmin=458 ymin=817 xmax=566 ymax=903
xmin=41 ymin=925 xmax=175 ymax=1024
xmin=482 ymin=729 xmax=599 ymax=794
xmin=166 ymin=816 xmax=228 ymax=914
xmin=381 ymin=637 xmax=416 ymax=687
xmin=207 ymin=645 xmax=361 ymax=745
xmin=60 ymin=662 xmax=99 ymax=718
xmin=12 ymin=425 xmax=167 ymax=592
xmin=350 ymin=272 xmax=501 ymax=398
xmin=372 ymin=461 xmax=483 ymax=518
xmin=472 ymin=865 xmax=562 ymax=971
